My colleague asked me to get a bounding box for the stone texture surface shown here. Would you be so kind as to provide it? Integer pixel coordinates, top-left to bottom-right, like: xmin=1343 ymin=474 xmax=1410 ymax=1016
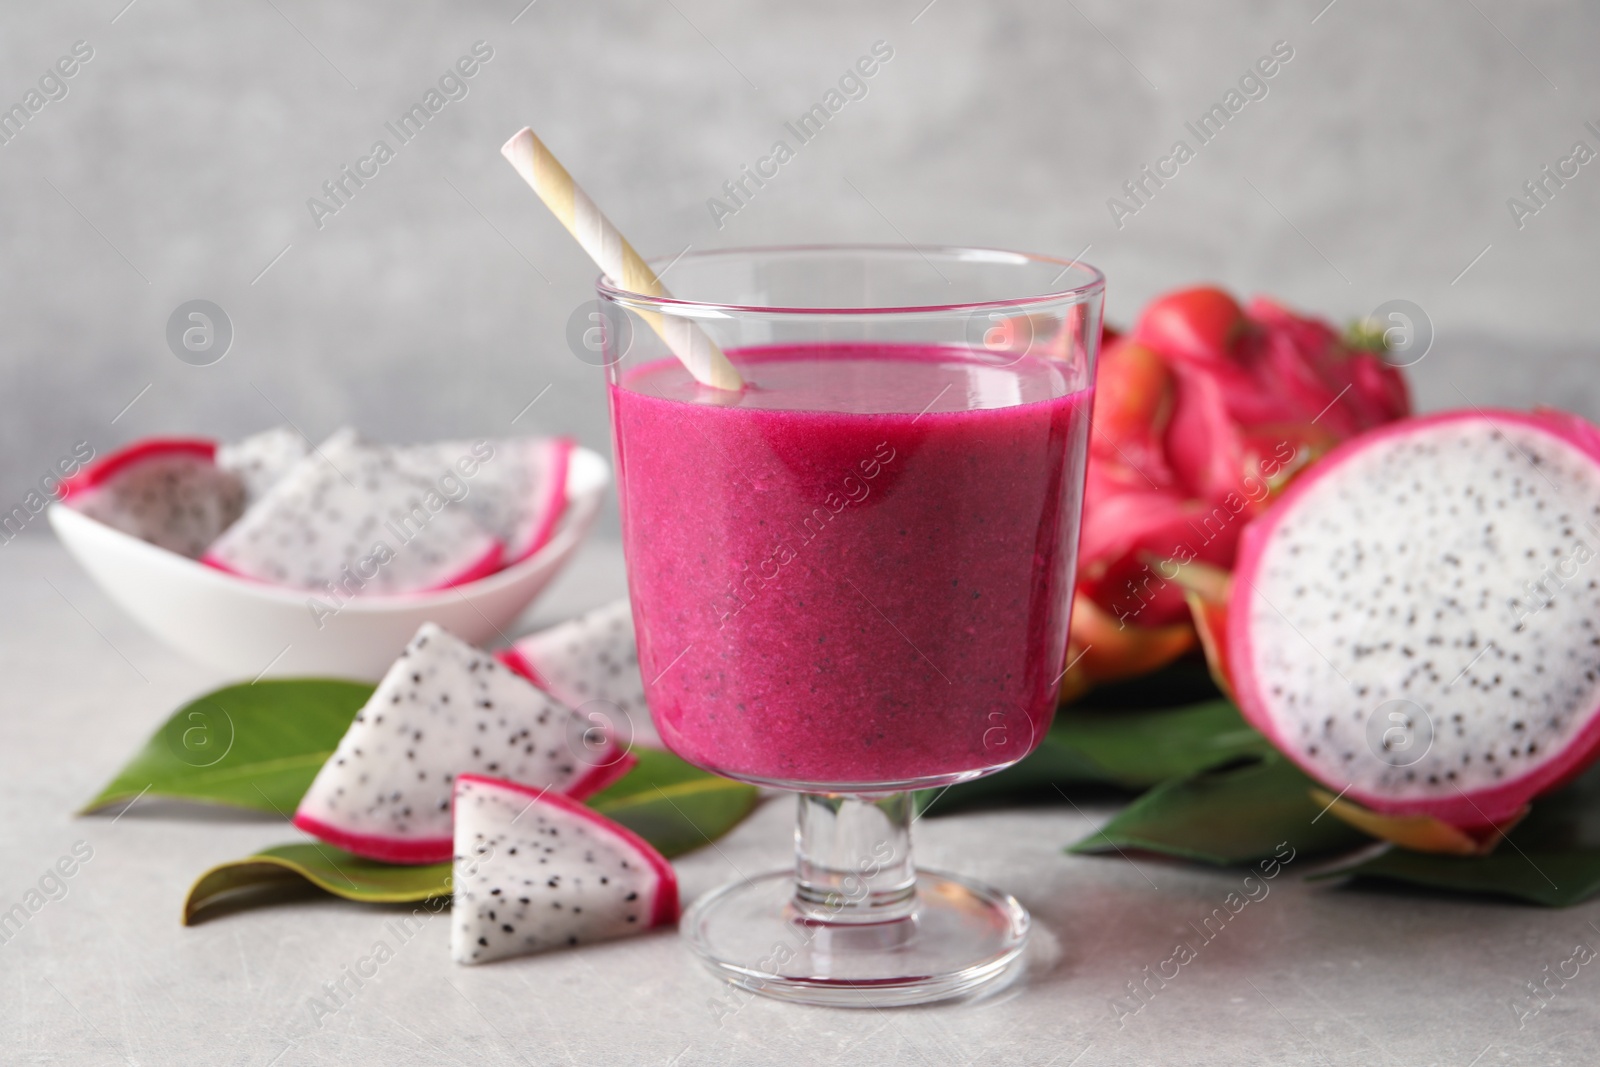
xmin=1 ymin=0 xmax=1598 ymax=537
xmin=3 ymin=537 xmax=1599 ymax=1065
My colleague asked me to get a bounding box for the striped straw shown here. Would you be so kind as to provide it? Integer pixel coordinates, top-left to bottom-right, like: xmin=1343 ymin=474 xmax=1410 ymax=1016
xmin=500 ymin=127 xmax=744 ymax=392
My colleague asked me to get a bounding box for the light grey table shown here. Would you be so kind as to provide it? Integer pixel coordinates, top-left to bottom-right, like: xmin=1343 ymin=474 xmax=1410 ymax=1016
xmin=2 ymin=536 xmax=1595 ymax=1066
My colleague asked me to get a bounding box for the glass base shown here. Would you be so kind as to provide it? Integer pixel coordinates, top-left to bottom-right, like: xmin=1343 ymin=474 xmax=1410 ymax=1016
xmin=683 ymin=869 xmax=1029 ymax=1008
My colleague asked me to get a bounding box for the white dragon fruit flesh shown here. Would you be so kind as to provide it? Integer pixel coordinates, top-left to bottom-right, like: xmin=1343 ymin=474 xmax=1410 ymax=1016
xmin=451 ymin=774 xmax=677 ymax=964
xmin=62 ymin=438 xmax=246 ymax=558
xmin=1227 ymin=408 xmax=1600 ymax=829
xmin=407 ymin=437 xmax=573 ymax=564
xmin=293 ymin=623 xmax=635 ymax=863
xmin=203 ymin=432 xmax=503 ymax=594
xmin=215 ymin=425 xmax=312 ymax=503
xmin=498 ymin=599 xmax=658 ymax=748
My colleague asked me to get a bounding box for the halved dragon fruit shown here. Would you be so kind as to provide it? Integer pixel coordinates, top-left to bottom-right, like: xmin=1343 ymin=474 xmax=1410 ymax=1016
xmin=215 ymin=425 xmax=312 ymax=503
xmin=497 ymin=599 xmax=656 ymax=747
xmin=408 ymin=437 xmax=573 ymax=564
xmin=293 ymin=623 xmax=635 ymax=863
xmin=451 ymin=774 xmax=677 ymax=964
xmin=202 ymin=433 xmax=503 ymax=595
xmin=1224 ymin=408 xmax=1600 ymax=830
xmin=61 ymin=438 xmax=246 ymax=558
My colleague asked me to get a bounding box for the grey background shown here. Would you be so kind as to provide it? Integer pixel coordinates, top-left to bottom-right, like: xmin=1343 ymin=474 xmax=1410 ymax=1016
xmin=2 ymin=0 xmax=1598 ymax=533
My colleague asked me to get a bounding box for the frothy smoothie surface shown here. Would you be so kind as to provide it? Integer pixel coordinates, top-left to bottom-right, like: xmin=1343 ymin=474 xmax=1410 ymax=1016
xmin=610 ymin=343 xmax=1090 ymax=789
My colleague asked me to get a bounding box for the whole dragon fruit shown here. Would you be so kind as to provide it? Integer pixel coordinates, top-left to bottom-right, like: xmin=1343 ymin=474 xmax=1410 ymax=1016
xmin=1211 ymin=408 xmax=1600 ymax=834
xmin=61 ymin=438 xmax=247 ymax=558
xmin=452 ymin=774 xmax=678 ymax=964
xmin=1062 ymin=287 xmax=1411 ymax=696
xmin=293 ymin=623 xmax=634 ymax=863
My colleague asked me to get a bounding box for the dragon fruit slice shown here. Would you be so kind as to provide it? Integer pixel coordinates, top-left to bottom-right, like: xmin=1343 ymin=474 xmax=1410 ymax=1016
xmin=215 ymin=425 xmax=313 ymax=502
xmin=451 ymin=774 xmax=677 ymax=964
xmin=1228 ymin=408 xmax=1600 ymax=830
xmin=202 ymin=433 xmax=502 ymax=594
xmin=498 ymin=599 xmax=657 ymax=748
xmin=405 ymin=437 xmax=573 ymax=564
xmin=293 ymin=624 xmax=635 ymax=863
xmin=61 ymin=438 xmax=246 ymax=558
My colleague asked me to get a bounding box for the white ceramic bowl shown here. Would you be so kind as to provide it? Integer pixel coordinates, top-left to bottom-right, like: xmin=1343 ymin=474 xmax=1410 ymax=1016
xmin=48 ymin=446 xmax=611 ymax=680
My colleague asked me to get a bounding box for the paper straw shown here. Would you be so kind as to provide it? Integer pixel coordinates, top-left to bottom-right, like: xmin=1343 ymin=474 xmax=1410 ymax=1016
xmin=500 ymin=127 xmax=744 ymax=392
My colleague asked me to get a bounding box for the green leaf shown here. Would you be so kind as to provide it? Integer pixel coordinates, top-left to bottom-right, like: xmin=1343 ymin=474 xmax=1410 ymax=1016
xmin=180 ymin=746 xmax=762 ymax=923
xmin=589 ymin=747 xmax=761 ymax=859
xmin=1308 ymin=848 xmax=1600 ymax=909
xmin=1310 ymin=766 xmax=1600 ymax=906
xmin=184 ymin=843 xmax=449 ymax=925
xmin=919 ymin=699 xmax=1272 ymax=816
xmin=1057 ymin=700 xmax=1272 ymax=789
xmin=914 ymin=731 xmax=1111 ymax=816
xmin=82 ymin=680 xmax=373 ymax=816
xmin=1069 ymin=754 xmax=1370 ymax=866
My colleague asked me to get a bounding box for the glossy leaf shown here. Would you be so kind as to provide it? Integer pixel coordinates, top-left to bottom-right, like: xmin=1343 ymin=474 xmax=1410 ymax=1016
xmin=1069 ymin=754 xmax=1370 ymax=866
xmin=82 ymin=680 xmax=373 ymax=816
xmin=1058 ymin=699 xmax=1271 ymax=788
xmin=1311 ymin=766 xmax=1600 ymax=907
xmin=920 ymin=699 xmax=1271 ymax=816
xmin=181 ymin=746 xmax=761 ymax=923
xmin=1310 ymin=788 xmax=1526 ymax=856
xmin=1308 ymin=849 xmax=1600 ymax=909
xmin=184 ymin=843 xmax=450 ymax=924
xmin=589 ymin=746 xmax=761 ymax=859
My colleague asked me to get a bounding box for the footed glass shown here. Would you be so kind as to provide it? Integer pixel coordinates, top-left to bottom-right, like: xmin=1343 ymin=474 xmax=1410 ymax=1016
xmin=595 ymin=245 xmax=1102 ymax=1006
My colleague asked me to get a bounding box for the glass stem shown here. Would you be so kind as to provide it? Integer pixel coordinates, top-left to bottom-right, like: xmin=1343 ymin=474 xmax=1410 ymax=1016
xmin=793 ymin=792 xmax=918 ymax=924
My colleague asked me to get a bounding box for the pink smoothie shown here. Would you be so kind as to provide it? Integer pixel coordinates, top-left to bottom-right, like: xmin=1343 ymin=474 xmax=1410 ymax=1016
xmin=609 ymin=343 xmax=1090 ymax=789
